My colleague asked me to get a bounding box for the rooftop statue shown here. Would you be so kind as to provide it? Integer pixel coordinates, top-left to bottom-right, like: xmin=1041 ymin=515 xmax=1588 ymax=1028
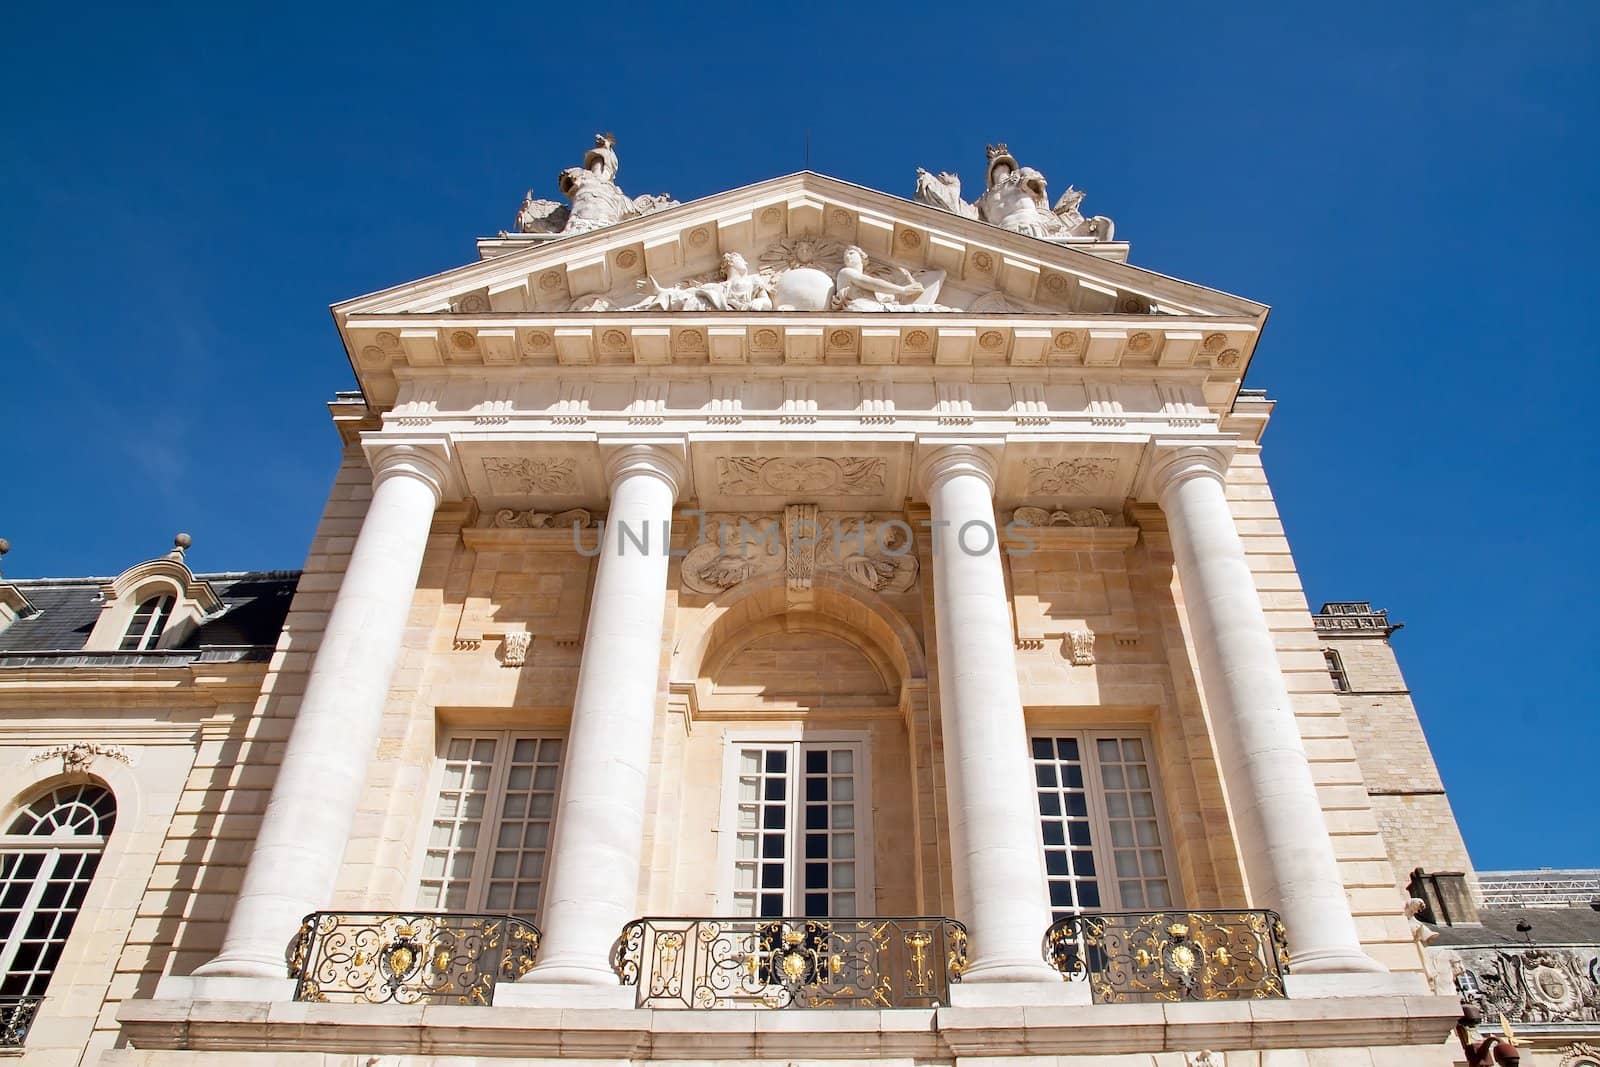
xmin=514 ymin=133 xmax=679 ymax=236
xmin=913 ymin=144 xmax=1114 ymax=241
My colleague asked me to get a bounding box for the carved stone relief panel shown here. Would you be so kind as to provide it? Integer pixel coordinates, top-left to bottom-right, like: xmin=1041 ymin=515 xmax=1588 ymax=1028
xmin=679 ymin=508 xmax=920 ymax=597
xmin=482 ymin=457 xmax=581 ymax=495
xmin=680 ymin=514 xmax=786 ymax=595
xmin=486 ymin=508 xmax=596 ymax=529
xmin=1024 ymin=457 xmax=1120 ymax=496
xmin=716 ymin=457 xmax=887 ymax=497
xmin=1453 ymin=944 xmax=1600 ymax=1026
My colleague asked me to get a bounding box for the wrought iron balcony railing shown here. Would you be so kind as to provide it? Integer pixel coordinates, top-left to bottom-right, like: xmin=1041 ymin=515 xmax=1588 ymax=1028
xmin=1044 ymin=909 xmax=1291 ymax=1002
xmin=614 ymin=916 xmax=967 ymax=1009
xmin=0 ymin=996 xmax=41 ymax=1048
xmin=288 ymin=911 xmax=541 ymax=1005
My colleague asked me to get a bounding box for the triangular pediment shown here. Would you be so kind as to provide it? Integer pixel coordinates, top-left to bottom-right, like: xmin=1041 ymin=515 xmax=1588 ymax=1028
xmin=333 ymin=173 xmax=1268 ymax=407
xmin=338 ymin=173 xmax=1262 ymax=320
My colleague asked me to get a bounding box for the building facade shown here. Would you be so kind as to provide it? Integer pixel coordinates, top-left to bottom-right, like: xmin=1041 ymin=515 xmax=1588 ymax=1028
xmin=1311 ymin=603 xmax=1600 ymax=1065
xmin=0 ymin=138 xmax=1493 ymax=1064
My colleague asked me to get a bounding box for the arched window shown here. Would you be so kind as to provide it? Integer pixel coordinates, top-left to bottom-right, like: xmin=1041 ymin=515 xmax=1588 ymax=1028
xmin=0 ymin=784 xmax=115 ymax=1044
xmin=119 ymin=594 xmax=175 ymax=651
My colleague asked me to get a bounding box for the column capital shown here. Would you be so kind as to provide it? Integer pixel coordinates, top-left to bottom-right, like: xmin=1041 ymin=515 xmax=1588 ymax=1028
xmin=914 ymin=441 xmax=1003 ymax=498
xmin=362 ymin=436 xmax=463 ymax=503
xmin=600 ymin=440 xmax=687 ymax=499
xmin=1141 ymin=439 xmax=1237 ymax=502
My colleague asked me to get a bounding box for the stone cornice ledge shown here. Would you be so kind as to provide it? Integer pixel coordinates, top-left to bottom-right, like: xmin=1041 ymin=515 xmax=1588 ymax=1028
xmin=117 ymin=994 xmax=1461 ymax=1058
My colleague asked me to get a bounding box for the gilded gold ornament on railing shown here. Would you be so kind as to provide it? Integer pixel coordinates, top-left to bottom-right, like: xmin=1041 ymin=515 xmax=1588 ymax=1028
xmin=287 ymin=911 xmax=541 ymax=1005
xmin=613 ymin=916 xmax=967 ymax=1009
xmin=1043 ymin=909 xmax=1290 ymax=1002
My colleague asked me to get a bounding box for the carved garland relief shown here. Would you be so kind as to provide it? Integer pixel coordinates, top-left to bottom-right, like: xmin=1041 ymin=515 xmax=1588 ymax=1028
xmin=716 ymin=457 xmax=887 ymax=497
xmin=1023 ymin=458 xmax=1120 ymax=496
xmin=483 ymin=458 xmax=580 ymax=495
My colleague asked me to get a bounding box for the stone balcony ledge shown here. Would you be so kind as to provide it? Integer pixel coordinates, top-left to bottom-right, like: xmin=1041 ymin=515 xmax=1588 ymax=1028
xmin=117 ymin=993 xmax=1462 ymax=1060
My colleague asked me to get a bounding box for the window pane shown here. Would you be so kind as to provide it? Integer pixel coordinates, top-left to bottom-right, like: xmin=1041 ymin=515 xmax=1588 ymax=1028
xmin=1032 ymin=736 xmax=1100 ymax=920
xmin=731 ymin=742 xmax=863 ymax=917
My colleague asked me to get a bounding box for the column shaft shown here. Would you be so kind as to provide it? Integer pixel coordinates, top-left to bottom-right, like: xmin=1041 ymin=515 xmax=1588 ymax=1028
xmin=527 ymin=446 xmax=679 ymax=984
xmin=1157 ymin=450 xmax=1382 ymax=973
xmin=922 ymin=447 xmax=1058 ymax=982
xmin=197 ymin=452 xmax=444 ymax=977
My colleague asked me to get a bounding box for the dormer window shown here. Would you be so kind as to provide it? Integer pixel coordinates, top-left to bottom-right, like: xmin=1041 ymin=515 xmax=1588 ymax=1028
xmin=119 ymin=595 xmax=175 ymax=651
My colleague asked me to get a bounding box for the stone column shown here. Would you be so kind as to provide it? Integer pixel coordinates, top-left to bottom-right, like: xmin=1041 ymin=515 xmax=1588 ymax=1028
xmin=1150 ymin=442 xmax=1383 ymax=974
xmin=527 ymin=443 xmax=683 ymax=985
xmin=917 ymin=443 xmax=1059 ymax=982
xmin=197 ymin=442 xmax=455 ymax=978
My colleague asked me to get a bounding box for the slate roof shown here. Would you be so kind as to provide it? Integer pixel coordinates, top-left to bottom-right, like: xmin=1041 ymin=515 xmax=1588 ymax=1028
xmin=0 ymin=571 xmax=299 ymax=655
xmin=1430 ymin=903 xmax=1600 ymax=948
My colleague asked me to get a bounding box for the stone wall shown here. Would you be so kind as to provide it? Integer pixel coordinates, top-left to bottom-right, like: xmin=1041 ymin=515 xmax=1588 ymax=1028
xmin=1327 ymin=635 xmax=1475 ymax=885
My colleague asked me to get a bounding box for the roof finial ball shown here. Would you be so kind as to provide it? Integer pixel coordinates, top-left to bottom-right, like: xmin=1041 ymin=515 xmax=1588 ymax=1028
xmin=169 ymin=532 xmax=192 ymax=561
xmin=0 ymin=538 xmax=9 ymax=576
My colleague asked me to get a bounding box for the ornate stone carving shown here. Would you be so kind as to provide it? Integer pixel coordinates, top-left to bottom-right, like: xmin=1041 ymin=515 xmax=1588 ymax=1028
xmin=832 ymin=246 xmax=952 ymax=312
xmin=824 ymin=517 xmax=918 ymax=594
xmin=1185 ymin=1054 xmax=1220 ymax=1067
xmin=486 ymin=508 xmax=594 ymax=529
xmin=483 ymin=458 xmax=580 ymax=495
xmin=784 ymin=504 xmax=818 ymax=592
xmin=1012 ymin=506 xmax=1116 ymax=528
xmin=678 ymin=510 xmax=919 ymax=596
xmin=502 ymin=630 xmax=532 ymax=668
xmin=717 ymin=457 xmax=887 ymax=496
xmin=914 ymin=144 xmax=1115 ymax=241
xmin=680 ymin=515 xmax=785 ymax=595
xmin=1558 ymin=1043 xmax=1600 ymax=1067
xmin=914 ymin=168 xmax=979 ymax=219
xmin=1066 ymin=630 xmax=1096 ymax=666
xmin=31 ymin=742 xmax=133 ymax=773
xmin=1024 ymin=458 xmax=1119 ymax=495
xmin=512 ymin=133 xmax=677 ymax=237
xmin=623 ymin=252 xmax=775 ymax=311
xmin=1455 ymin=944 xmax=1600 ymax=1025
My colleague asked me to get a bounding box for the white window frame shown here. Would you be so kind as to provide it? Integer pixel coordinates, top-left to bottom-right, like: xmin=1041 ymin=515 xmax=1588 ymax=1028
xmin=119 ymin=594 xmax=176 ymax=651
xmin=0 ymin=784 xmax=115 ymax=1000
xmin=410 ymin=729 xmax=565 ymax=917
xmin=714 ymin=728 xmax=875 ymax=918
xmin=1029 ymin=727 xmax=1181 ymax=915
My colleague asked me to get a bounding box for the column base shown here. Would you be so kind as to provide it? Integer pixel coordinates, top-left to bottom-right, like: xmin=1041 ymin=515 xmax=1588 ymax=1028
xmin=522 ymin=953 xmax=627 ymax=987
xmin=190 ymin=951 xmax=291 ymax=980
xmin=956 ymin=957 xmax=1066 ymax=984
xmin=1288 ymin=945 xmax=1389 ymax=974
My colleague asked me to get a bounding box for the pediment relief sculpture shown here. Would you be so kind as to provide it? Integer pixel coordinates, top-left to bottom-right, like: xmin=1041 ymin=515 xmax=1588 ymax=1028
xmin=617 ymin=241 xmax=956 ymax=313
xmin=512 ymin=133 xmax=678 ymax=237
xmin=914 ymin=143 xmax=1114 ymax=242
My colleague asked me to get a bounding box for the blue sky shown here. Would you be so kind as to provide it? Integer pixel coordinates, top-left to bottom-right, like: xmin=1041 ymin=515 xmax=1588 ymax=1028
xmin=2 ymin=2 xmax=1596 ymax=869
